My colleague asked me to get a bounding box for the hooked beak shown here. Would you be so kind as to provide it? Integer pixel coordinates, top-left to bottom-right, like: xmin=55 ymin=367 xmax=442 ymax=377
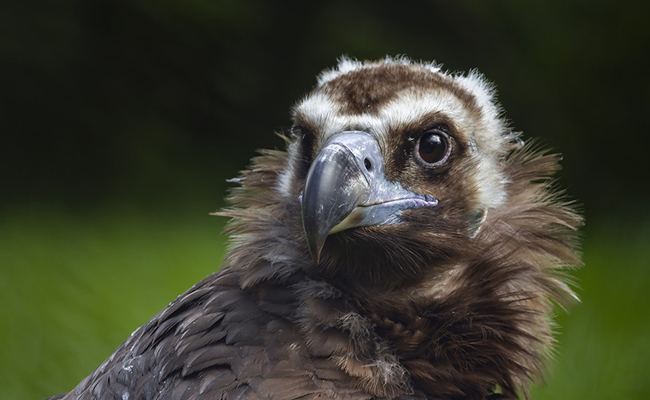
xmin=300 ymin=131 xmax=437 ymax=264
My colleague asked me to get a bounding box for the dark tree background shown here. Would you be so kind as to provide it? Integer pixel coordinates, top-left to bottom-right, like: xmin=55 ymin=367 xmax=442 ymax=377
xmin=1 ymin=1 xmax=649 ymax=399
xmin=2 ymin=0 xmax=648 ymax=218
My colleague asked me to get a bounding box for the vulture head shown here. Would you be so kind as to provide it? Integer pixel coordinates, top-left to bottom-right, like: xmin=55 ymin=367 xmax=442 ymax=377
xmin=223 ymin=57 xmax=581 ymax=398
xmin=51 ymin=57 xmax=581 ymax=400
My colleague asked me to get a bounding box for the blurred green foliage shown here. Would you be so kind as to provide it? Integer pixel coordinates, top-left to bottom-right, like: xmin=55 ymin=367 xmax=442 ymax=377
xmin=1 ymin=0 xmax=649 ymax=399
xmin=0 ymin=207 xmax=227 ymax=398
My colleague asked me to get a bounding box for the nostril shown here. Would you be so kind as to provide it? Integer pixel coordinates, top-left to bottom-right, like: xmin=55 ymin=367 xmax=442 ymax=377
xmin=364 ymin=158 xmax=372 ymax=171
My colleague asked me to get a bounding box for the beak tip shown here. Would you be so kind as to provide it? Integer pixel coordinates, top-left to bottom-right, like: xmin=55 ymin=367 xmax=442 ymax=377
xmin=306 ymin=234 xmax=325 ymax=265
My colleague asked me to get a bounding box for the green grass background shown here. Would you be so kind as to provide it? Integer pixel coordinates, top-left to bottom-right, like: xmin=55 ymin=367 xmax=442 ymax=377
xmin=1 ymin=205 xmax=648 ymax=399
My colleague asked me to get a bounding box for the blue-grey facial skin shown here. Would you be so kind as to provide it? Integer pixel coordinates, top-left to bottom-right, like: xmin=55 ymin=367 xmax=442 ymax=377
xmin=301 ymin=131 xmax=438 ymax=263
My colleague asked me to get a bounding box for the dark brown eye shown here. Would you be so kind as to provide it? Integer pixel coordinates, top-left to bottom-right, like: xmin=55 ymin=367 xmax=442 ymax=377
xmin=415 ymin=130 xmax=451 ymax=166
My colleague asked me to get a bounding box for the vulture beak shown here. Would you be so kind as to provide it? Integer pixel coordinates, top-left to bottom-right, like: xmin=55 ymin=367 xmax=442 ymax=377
xmin=300 ymin=131 xmax=438 ymax=264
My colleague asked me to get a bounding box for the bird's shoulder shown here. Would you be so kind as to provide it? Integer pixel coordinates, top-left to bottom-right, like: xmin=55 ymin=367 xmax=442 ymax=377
xmin=61 ymin=268 xmax=391 ymax=400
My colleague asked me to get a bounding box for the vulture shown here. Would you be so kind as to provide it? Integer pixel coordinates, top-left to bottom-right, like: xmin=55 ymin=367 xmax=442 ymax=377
xmin=49 ymin=57 xmax=582 ymax=400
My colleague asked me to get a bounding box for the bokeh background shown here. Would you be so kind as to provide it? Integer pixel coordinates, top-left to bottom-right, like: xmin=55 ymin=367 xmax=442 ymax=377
xmin=1 ymin=0 xmax=649 ymax=399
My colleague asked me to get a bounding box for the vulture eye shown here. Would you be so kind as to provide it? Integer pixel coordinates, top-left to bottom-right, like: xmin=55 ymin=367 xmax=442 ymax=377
xmin=415 ymin=129 xmax=451 ymax=167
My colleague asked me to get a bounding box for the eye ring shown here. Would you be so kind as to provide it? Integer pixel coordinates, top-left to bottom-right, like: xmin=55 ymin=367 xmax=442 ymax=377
xmin=414 ymin=128 xmax=452 ymax=167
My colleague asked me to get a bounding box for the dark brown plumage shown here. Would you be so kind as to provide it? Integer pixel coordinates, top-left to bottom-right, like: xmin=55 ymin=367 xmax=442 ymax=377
xmin=50 ymin=57 xmax=581 ymax=400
